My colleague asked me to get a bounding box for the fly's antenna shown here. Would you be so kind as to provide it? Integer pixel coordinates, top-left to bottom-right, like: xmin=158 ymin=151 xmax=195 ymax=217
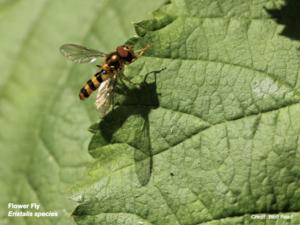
xmin=136 ymin=44 xmax=150 ymax=58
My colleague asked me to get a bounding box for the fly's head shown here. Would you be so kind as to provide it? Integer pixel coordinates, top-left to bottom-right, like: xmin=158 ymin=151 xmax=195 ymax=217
xmin=116 ymin=45 xmax=135 ymax=63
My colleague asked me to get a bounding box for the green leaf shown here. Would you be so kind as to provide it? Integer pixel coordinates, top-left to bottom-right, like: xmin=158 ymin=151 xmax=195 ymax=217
xmin=73 ymin=0 xmax=300 ymax=224
xmin=0 ymin=0 xmax=165 ymax=225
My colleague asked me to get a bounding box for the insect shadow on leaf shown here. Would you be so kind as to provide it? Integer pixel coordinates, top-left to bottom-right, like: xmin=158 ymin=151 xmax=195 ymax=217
xmin=266 ymin=0 xmax=300 ymax=41
xmin=97 ymin=68 xmax=165 ymax=186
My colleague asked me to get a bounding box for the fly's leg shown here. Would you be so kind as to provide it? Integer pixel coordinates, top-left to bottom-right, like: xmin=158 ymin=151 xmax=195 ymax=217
xmin=135 ymin=45 xmax=150 ymax=58
xmin=130 ymin=45 xmax=150 ymax=63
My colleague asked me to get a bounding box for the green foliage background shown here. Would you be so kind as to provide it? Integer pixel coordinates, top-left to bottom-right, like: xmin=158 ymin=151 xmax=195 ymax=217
xmin=1 ymin=0 xmax=300 ymax=225
xmin=0 ymin=0 xmax=164 ymax=224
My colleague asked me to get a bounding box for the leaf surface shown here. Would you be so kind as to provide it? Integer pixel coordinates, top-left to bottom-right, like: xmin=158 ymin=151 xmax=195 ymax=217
xmin=74 ymin=0 xmax=300 ymax=224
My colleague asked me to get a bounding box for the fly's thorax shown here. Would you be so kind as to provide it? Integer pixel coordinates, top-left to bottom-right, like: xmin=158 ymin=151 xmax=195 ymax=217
xmin=105 ymin=53 xmax=122 ymax=71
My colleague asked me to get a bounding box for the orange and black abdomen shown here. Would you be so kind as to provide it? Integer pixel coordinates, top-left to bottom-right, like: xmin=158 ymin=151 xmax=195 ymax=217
xmin=79 ymin=71 xmax=105 ymax=100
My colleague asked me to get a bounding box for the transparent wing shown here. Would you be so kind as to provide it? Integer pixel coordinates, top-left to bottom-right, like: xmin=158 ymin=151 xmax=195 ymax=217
xmin=60 ymin=43 xmax=107 ymax=64
xmin=95 ymin=79 xmax=115 ymax=117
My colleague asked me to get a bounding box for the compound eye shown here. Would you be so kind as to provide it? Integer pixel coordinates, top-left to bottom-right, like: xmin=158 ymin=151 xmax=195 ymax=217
xmin=117 ymin=46 xmax=129 ymax=57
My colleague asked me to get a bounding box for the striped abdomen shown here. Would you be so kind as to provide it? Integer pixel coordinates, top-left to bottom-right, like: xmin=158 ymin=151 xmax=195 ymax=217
xmin=79 ymin=70 xmax=108 ymax=100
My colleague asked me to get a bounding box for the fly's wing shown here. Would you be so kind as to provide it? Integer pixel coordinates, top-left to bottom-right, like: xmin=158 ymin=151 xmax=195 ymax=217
xmin=60 ymin=43 xmax=106 ymax=64
xmin=95 ymin=78 xmax=115 ymax=117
